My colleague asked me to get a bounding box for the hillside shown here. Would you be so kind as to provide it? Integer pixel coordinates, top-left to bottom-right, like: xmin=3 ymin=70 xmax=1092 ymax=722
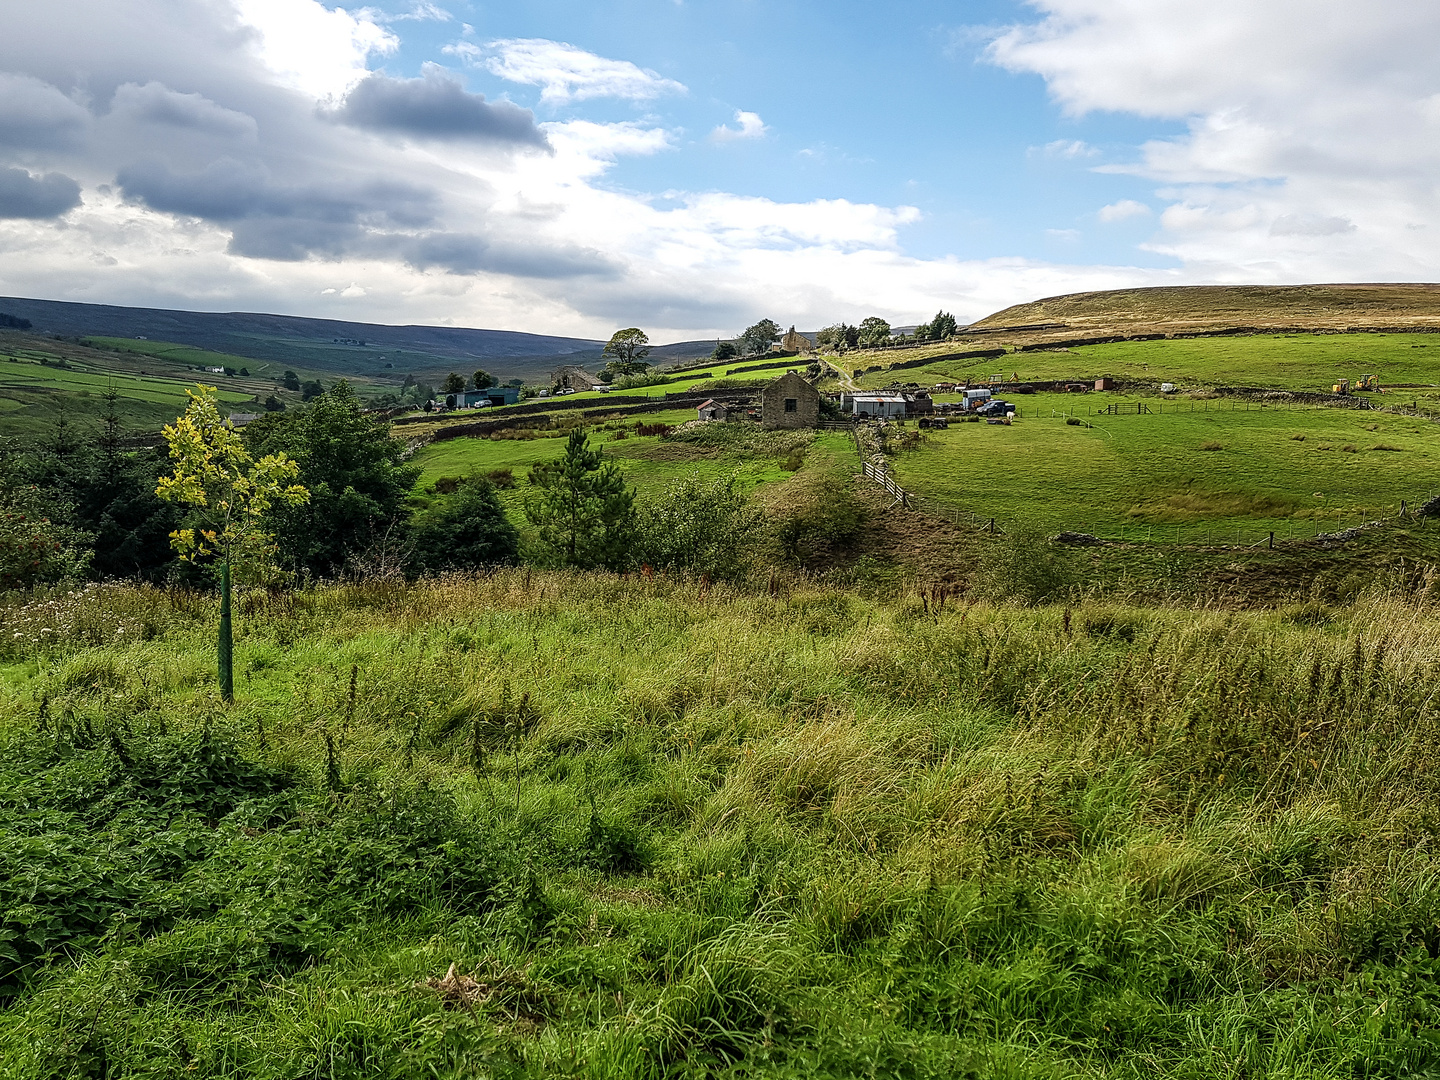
xmin=973 ymin=283 xmax=1440 ymax=336
xmin=0 ymin=295 xmax=607 ymax=384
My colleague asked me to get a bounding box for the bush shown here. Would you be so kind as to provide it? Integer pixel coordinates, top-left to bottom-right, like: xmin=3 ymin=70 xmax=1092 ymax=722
xmin=632 ymin=473 xmax=764 ymax=582
xmin=975 ymin=520 xmax=1076 ymax=605
xmin=771 ymin=476 xmax=865 ymax=569
xmin=408 ymin=480 xmax=518 ymax=575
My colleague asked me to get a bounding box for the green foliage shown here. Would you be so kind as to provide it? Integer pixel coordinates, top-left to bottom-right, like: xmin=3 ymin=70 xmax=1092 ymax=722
xmin=242 ymin=382 xmax=419 ymax=578
xmin=442 ymin=372 xmax=466 ymax=394
xmin=154 ymin=387 xmax=309 ymax=579
xmin=300 ymin=379 xmax=323 ymax=401
xmin=740 ymin=318 xmax=782 ymax=357
xmin=975 ymin=519 xmax=1076 ymax=605
xmin=408 ymin=479 xmax=519 ymax=575
xmin=472 ymin=369 xmax=495 ymax=390
xmin=603 ymin=328 xmax=652 ymax=376
xmin=711 ymin=339 xmax=739 ymax=361
xmin=282 ymin=370 xmax=301 ymax=392
xmin=929 ymin=309 xmax=959 ymax=339
xmin=858 ymin=316 xmax=892 ymax=347
xmin=0 ymin=443 xmax=91 ymax=590
xmin=7 ymin=578 xmax=1440 ymax=1073
xmin=771 ymin=474 xmax=866 ymax=568
xmin=632 ymin=473 xmax=764 ymax=582
xmin=816 ymin=323 xmax=860 ymax=351
xmin=524 ymin=430 xmax=635 ymax=569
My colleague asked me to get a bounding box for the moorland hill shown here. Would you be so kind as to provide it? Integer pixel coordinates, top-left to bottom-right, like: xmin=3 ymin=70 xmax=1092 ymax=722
xmin=973 ymin=282 xmax=1440 ymax=338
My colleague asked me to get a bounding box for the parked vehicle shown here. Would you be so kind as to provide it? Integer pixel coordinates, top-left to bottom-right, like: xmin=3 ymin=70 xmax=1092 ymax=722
xmin=975 ymin=399 xmax=1011 ymax=417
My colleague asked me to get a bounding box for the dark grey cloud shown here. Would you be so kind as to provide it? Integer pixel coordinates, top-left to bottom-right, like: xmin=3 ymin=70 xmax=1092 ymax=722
xmin=108 ymin=82 xmax=258 ymax=139
xmin=117 ymin=158 xmax=436 ymax=224
xmin=0 ymin=73 xmax=90 ymax=149
xmin=117 ymin=158 xmax=439 ymax=261
xmin=0 ymin=167 xmax=82 ymax=219
xmin=401 ymin=231 xmax=619 ymax=279
xmin=334 ymin=69 xmax=548 ymax=148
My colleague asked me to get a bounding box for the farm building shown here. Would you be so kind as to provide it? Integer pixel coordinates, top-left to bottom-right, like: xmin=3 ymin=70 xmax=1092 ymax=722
xmin=760 ymin=371 xmax=820 ymax=429
xmin=849 ymin=393 xmax=909 ymax=419
xmin=781 ymin=326 xmax=813 ymax=353
xmin=696 ymin=399 xmax=729 ymax=422
xmin=443 ymin=389 xmax=518 ymax=409
xmin=552 ymin=365 xmax=605 ymax=391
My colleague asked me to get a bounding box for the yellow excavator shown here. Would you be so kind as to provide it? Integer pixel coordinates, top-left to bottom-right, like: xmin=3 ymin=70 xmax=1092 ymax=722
xmin=1333 ymin=374 xmax=1381 ymax=394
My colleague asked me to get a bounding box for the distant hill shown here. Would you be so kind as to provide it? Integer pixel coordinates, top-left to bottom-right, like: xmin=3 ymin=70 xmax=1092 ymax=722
xmin=0 ymin=296 xmax=610 ymax=384
xmin=973 ymin=284 xmax=1440 ymax=336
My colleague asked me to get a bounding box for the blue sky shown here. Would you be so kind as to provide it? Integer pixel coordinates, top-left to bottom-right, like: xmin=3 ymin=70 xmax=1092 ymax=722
xmin=0 ymin=0 xmax=1437 ymax=338
xmin=383 ymin=0 xmax=1182 ymax=268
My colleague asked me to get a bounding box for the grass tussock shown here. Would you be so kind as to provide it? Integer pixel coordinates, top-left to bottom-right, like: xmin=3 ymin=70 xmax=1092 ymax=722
xmin=5 ymin=574 xmax=1440 ymax=1075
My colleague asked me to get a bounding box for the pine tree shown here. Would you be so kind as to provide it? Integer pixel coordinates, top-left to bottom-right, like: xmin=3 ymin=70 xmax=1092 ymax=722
xmin=524 ymin=430 xmax=635 ymax=569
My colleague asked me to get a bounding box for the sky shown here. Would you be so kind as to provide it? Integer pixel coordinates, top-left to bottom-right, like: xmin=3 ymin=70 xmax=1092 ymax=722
xmin=1 ymin=0 xmax=1438 ymax=341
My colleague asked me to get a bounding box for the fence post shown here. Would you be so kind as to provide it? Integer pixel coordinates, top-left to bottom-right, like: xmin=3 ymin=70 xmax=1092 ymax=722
xmin=1268 ymin=531 xmax=1274 ymax=549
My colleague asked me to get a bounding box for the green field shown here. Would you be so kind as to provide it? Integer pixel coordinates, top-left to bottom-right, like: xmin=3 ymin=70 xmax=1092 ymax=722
xmin=410 ymin=412 xmax=858 ymax=524
xmin=83 ymin=336 xmax=284 ymax=377
xmin=888 ymin=393 xmax=1439 ymax=543
xmin=852 ymin=332 xmax=1440 ymax=395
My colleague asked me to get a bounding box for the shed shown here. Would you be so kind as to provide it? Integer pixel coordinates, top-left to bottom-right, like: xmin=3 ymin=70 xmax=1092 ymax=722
xmin=696 ymin=398 xmax=728 ymax=422
xmin=850 ymin=393 xmax=909 ymax=420
xmin=1095 ymin=377 xmax=1115 ymax=391
xmin=760 ymin=371 xmax=820 ymax=429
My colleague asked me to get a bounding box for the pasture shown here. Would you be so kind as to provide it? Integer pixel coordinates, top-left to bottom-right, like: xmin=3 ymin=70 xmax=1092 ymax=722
xmin=408 ymin=411 xmax=858 ymax=521
xmin=888 ymin=393 xmax=1440 ymax=543
xmin=850 ymin=332 xmax=1440 ymax=400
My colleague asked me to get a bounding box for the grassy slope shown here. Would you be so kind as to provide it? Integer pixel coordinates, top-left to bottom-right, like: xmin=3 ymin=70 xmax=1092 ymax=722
xmin=851 ymin=333 xmax=1440 ymax=394
xmin=888 ymin=392 xmax=1440 ymax=542
xmin=4 ymin=577 xmax=1440 ymax=1077
xmin=974 ymin=282 xmax=1440 ymax=332
xmin=409 ymin=414 xmax=856 ymax=524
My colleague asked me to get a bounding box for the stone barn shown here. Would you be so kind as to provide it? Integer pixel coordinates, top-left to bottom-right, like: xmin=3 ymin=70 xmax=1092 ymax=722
xmin=761 ymin=371 xmax=820 ymax=430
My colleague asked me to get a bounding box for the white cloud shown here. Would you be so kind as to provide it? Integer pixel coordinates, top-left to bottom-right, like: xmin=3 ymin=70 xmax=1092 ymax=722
xmin=1098 ymin=199 xmax=1151 ymax=222
xmin=461 ymin=38 xmax=686 ymax=106
xmin=232 ymin=0 xmax=397 ymax=99
xmin=369 ymin=2 xmax=451 ymax=23
xmin=1046 ymin=228 xmax=1081 ymax=242
xmin=710 ymin=110 xmax=768 ymax=143
xmin=987 ymin=0 xmax=1440 ymax=283
xmin=1032 ymin=138 xmax=1097 ymax=159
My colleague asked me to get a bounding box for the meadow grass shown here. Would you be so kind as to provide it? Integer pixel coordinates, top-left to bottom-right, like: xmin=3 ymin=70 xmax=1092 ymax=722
xmin=851 ymin=333 xmax=1440 ymax=395
xmin=888 ymin=394 xmax=1440 ymax=542
xmin=3 ymin=575 xmax=1440 ymax=1077
xmin=409 ymin=417 xmax=859 ymax=527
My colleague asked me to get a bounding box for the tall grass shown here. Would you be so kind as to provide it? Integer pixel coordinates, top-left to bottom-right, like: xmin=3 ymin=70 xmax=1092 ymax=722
xmin=3 ymin=573 xmax=1440 ymax=1076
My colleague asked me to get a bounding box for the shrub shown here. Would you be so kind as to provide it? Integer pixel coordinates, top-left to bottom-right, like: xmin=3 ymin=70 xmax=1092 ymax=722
xmin=771 ymin=476 xmax=865 ymax=569
xmin=632 ymin=473 xmax=764 ymax=582
xmin=408 ymin=480 xmax=518 ymax=574
xmin=975 ymin=519 xmax=1076 ymax=605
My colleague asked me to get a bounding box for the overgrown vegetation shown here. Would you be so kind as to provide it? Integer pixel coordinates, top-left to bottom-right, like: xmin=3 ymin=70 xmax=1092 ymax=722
xmin=3 ymin=575 xmax=1440 ymax=1076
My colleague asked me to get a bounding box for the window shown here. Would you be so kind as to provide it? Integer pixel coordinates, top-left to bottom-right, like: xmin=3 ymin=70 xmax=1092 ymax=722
xmin=784 ymin=398 xmax=797 ymax=413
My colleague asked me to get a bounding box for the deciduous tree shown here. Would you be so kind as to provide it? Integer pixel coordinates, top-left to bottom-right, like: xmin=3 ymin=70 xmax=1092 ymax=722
xmin=858 ymin=317 xmax=892 ymax=347
xmin=740 ymin=319 xmax=780 ymax=356
xmin=603 ymin=328 xmax=651 ymax=373
xmin=156 ymin=386 xmax=309 ymax=700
